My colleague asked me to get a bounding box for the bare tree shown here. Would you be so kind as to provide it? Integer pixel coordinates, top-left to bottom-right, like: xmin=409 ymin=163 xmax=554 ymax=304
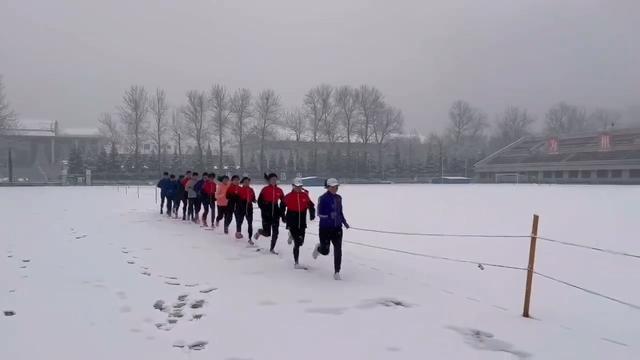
xmin=447 ymin=100 xmax=487 ymax=145
xmin=182 ymin=90 xmax=209 ymax=168
xmin=0 ymin=75 xmax=17 ymax=135
xmin=118 ymin=85 xmax=149 ymax=171
xmin=230 ymin=88 xmax=252 ymax=169
xmin=589 ymin=108 xmax=621 ymax=131
xmin=304 ymin=84 xmax=334 ymax=171
xmin=372 ymin=106 xmax=404 ymax=176
xmin=209 ymin=84 xmax=232 ymax=170
xmin=356 ymin=85 xmax=385 ymax=172
xmin=97 ymin=112 xmax=121 ymax=147
xmin=254 ymin=89 xmax=282 ymax=172
xmin=493 ymin=106 xmax=535 ymax=147
xmin=283 ymin=108 xmax=307 ymax=169
xmin=149 ymin=88 xmax=169 ymax=167
xmin=334 ymin=86 xmax=358 ymax=161
xmin=170 ymin=109 xmax=184 ymax=157
xmin=545 ymin=102 xmax=590 ymax=136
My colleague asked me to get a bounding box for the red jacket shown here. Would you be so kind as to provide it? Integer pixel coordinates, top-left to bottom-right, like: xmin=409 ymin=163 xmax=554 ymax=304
xmin=181 ymin=177 xmax=190 ymax=187
xmin=202 ymin=181 xmax=216 ymax=197
xmin=258 ymin=184 xmax=285 ymax=218
xmin=226 ymin=183 xmax=241 ymax=200
xmin=283 ymin=191 xmax=313 ymax=212
xmin=239 ymin=186 xmax=256 ymax=203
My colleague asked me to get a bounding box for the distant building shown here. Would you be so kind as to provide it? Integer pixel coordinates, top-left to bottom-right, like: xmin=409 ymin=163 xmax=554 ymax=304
xmin=474 ymin=128 xmax=640 ymax=184
xmin=0 ymin=119 xmax=104 ymax=182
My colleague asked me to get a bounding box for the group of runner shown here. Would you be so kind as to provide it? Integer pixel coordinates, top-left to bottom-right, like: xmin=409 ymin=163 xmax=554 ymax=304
xmin=157 ymin=172 xmax=349 ymax=280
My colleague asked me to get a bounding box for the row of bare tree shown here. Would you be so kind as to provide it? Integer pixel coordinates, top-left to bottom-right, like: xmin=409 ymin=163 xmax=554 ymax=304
xmin=99 ymin=84 xmax=404 ymax=174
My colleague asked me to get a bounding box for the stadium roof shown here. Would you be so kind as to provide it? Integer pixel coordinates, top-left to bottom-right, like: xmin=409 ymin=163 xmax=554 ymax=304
xmin=475 ymin=128 xmax=640 ymax=170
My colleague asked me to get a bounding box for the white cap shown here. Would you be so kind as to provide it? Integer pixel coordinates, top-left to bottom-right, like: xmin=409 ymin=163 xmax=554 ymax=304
xmin=326 ymin=178 xmax=340 ymax=187
xmin=292 ymin=177 xmax=304 ymax=187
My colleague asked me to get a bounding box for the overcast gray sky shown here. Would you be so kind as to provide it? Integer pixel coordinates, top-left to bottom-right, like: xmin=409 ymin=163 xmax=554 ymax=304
xmin=1 ymin=0 xmax=638 ymax=134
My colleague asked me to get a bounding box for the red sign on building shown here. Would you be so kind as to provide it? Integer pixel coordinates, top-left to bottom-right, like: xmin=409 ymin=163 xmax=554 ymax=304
xmin=600 ymin=133 xmax=611 ymax=151
xmin=548 ymin=137 xmax=559 ymax=154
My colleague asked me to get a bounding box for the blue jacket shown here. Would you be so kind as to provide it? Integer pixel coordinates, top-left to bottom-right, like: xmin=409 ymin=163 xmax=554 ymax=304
xmin=157 ymin=178 xmax=172 ymax=194
xmin=317 ymin=192 xmax=349 ymax=230
xmin=165 ymin=180 xmax=179 ymax=199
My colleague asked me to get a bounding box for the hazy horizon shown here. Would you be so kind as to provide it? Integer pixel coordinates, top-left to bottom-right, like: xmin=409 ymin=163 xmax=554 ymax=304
xmin=1 ymin=0 xmax=639 ymax=134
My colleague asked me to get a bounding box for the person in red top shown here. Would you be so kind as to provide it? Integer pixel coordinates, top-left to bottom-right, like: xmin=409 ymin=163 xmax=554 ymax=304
xmin=200 ymin=173 xmax=217 ymax=227
xmin=235 ymin=176 xmax=256 ymax=242
xmin=224 ymin=175 xmax=241 ymax=234
xmin=281 ymin=177 xmax=316 ymax=269
xmin=180 ymin=171 xmax=192 ymax=221
xmin=254 ymin=173 xmax=285 ymax=254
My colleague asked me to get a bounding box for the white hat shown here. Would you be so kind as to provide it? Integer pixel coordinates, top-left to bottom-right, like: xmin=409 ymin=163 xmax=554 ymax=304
xmin=292 ymin=177 xmax=304 ymax=187
xmin=326 ymin=178 xmax=340 ymax=187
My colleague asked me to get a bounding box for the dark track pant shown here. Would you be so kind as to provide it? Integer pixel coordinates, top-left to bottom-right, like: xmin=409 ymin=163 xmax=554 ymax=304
xmin=188 ymin=198 xmax=197 ymax=220
xmin=224 ymin=199 xmax=236 ymax=230
xmin=201 ymin=199 xmax=214 ymax=224
xmin=182 ymin=199 xmax=188 ymax=220
xmin=318 ymin=228 xmax=343 ymax=273
xmin=289 ymin=225 xmax=306 ymax=264
xmin=216 ymin=205 xmax=227 ymax=225
xmin=165 ymin=198 xmax=173 ymax=216
xmin=260 ymin=216 xmax=280 ymax=251
xmin=160 ymin=192 xmax=167 ymax=214
xmin=235 ymin=205 xmax=253 ymax=238
xmin=173 ymin=198 xmax=182 ymax=217
xmin=194 ymin=198 xmax=202 ymax=216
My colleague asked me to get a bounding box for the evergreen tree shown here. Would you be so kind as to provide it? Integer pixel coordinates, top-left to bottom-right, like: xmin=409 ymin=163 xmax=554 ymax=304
xmin=268 ymin=152 xmax=277 ymax=171
xmin=205 ymin=144 xmax=214 ymax=170
xmin=96 ymin=147 xmax=109 ymax=173
xmin=297 ymin=156 xmax=306 ymax=175
xmin=286 ymin=151 xmax=295 ymax=174
xmin=171 ymin=148 xmax=181 ymax=174
xmin=68 ymin=147 xmax=84 ymax=175
xmin=108 ymin=143 xmax=120 ymax=173
xmin=277 ymin=152 xmax=286 ymax=171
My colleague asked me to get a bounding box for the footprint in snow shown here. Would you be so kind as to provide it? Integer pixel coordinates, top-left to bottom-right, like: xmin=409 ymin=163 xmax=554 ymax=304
xmin=447 ymin=326 xmax=531 ymax=359
xmin=116 ymin=291 xmax=127 ymax=300
xmin=190 ymin=300 xmax=205 ymax=309
xmin=155 ymin=323 xmax=173 ymax=331
xmin=4 ymin=310 xmax=16 ymax=317
xmin=192 ymin=314 xmax=205 ymax=320
xmin=75 ymin=235 xmax=87 ymax=239
xmin=305 ymin=307 xmax=348 ymax=315
xmin=199 ymin=287 xmax=217 ymax=294
xmin=386 ymin=346 xmax=401 ymax=352
xmin=173 ymin=302 xmax=187 ymax=309
xmin=140 ymin=271 xmax=151 ymax=276
xmin=165 ymin=281 xmax=181 ymax=286
xmin=22 ymin=259 xmax=30 ymax=263
xmin=184 ymin=283 xmax=199 ymax=287
xmin=357 ymin=298 xmax=413 ymax=309
xmin=177 ymin=294 xmax=189 ymax=301
xmin=127 ymin=260 xmax=135 ymax=265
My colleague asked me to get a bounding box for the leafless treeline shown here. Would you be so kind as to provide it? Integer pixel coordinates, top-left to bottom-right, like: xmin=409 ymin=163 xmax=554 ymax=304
xmin=98 ymin=84 xmax=405 ymax=173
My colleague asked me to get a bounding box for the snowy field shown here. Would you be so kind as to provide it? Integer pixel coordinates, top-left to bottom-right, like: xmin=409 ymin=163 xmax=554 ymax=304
xmin=2 ymin=184 xmax=640 ymax=359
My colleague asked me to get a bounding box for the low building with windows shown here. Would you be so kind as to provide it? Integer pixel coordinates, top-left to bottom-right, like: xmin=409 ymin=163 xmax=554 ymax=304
xmin=0 ymin=119 xmax=104 ymax=182
xmin=474 ymin=128 xmax=640 ymax=184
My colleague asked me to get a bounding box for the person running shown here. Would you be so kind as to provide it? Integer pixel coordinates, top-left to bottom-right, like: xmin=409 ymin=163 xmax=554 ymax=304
xmin=185 ymin=172 xmax=199 ymax=223
xmin=215 ymin=175 xmax=230 ymax=230
xmin=156 ymin=172 xmax=171 ymax=214
xmin=200 ymin=173 xmax=216 ymax=227
xmin=164 ymin=174 xmax=179 ymax=217
xmin=174 ymin=174 xmax=186 ymax=219
xmin=255 ymin=173 xmax=285 ymax=254
xmin=236 ymin=176 xmax=256 ymax=241
xmin=281 ymin=177 xmax=315 ymax=269
xmin=225 ymin=175 xmax=241 ymax=235
xmin=193 ymin=172 xmax=207 ymax=224
xmin=312 ymin=178 xmax=349 ymax=280
xmin=180 ymin=171 xmax=192 ymax=220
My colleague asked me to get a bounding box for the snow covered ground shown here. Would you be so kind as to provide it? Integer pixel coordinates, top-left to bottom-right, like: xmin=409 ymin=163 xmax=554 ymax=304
xmin=1 ymin=184 xmax=639 ymax=359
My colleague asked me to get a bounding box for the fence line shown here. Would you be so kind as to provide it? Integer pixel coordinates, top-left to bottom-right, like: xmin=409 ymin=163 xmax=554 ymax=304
xmin=347 ymin=226 xmax=640 ymax=261
xmin=534 ymin=271 xmax=640 ymax=310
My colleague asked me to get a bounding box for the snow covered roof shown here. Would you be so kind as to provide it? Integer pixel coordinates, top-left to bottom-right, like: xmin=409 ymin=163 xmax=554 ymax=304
xmin=3 ymin=119 xmax=56 ymax=137
xmin=57 ymin=127 xmax=101 ymax=137
xmin=2 ymin=118 xmax=102 ymax=138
